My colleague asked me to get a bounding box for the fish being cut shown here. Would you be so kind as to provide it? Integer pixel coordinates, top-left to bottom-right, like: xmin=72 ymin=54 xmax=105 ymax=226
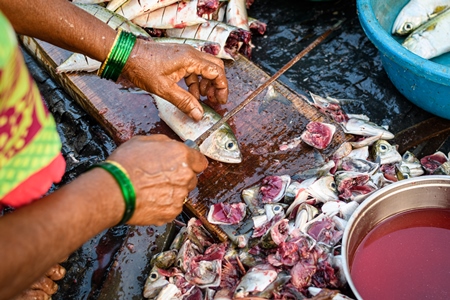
xmin=152 ymin=94 xmax=242 ymax=164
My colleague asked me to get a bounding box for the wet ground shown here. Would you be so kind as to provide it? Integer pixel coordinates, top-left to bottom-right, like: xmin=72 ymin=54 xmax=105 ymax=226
xmin=21 ymin=0 xmax=449 ymax=299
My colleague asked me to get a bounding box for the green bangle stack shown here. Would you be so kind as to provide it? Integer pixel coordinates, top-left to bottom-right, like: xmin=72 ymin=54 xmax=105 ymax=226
xmin=90 ymin=160 xmax=136 ymax=226
xmin=98 ymin=28 xmax=137 ymax=82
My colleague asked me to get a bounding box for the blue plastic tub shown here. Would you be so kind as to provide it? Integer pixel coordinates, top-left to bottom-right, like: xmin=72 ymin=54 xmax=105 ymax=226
xmin=357 ymin=0 xmax=450 ymax=120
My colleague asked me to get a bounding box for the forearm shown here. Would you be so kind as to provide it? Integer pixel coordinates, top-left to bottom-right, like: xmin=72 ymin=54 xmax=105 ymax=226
xmin=0 ymin=0 xmax=115 ymax=62
xmin=0 ymin=168 xmax=124 ymax=300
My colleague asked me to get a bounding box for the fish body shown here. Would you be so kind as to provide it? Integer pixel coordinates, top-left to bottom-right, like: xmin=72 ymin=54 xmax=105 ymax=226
xmin=166 ymin=20 xmax=248 ymax=60
xmin=402 ymin=8 xmax=450 ymax=59
xmin=56 ymin=53 xmax=101 ymax=73
xmin=226 ymin=0 xmax=249 ymax=30
xmin=114 ymin=0 xmax=181 ymax=20
xmin=153 ymin=94 xmax=242 ymax=164
xmin=132 ymin=0 xmax=207 ymax=29
xmin=75 ymin=3 xmax=150 ymax=36
xmin=152 ymin=37 xmax=221 ymax=56
xmin=392 ymin=0 xmax=450 ymax=35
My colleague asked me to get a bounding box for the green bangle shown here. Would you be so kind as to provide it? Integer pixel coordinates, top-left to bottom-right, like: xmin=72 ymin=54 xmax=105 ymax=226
xmin=98 ymin=28 xmax=137 ymax=82
xmin=90 ymin=160 xmax=136 ymax=226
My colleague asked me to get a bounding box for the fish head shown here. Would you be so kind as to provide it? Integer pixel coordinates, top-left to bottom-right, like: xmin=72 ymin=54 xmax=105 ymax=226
xmin=392 ymin=5 xmax=428 ymax=35
xmin=150 ymin=249 xmax=178 ymax=269
xmin=371 ymin=140 xmax=402 ymax=165
xmin=307 ymin=176 xmax=338 ymax=202
xmin=143 ymin=266 xmax=169 ymax=298
xmin=199 ymin=126 xmax=242 ymax=163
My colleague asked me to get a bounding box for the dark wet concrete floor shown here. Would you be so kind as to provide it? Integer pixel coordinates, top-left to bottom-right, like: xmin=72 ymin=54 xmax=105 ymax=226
xmin=21 ymin=0 xmax=449 ymax=298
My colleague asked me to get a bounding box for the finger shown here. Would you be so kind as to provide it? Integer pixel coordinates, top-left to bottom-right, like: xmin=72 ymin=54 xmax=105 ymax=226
xmin=12 ymin=289 xmax=51 ymax=300
xmin=163 ymin=86 xmax=204 ymax=121
xmin=215 ymin=86 xmax=229 ymax=104
xmin=185 ymin=74 xmax=200 ymax=100
xmin=199 ymin=78 xmax=210 ymax=97
xmin=45 ymin=264 xmax=66 ymax=281
xmin=186 ymin=147 xmax=208 ymax=173
xmin=30 ymin=276 xmax=58 ymax=295
xmin=186 ymin=57 xmax=228 ymax=91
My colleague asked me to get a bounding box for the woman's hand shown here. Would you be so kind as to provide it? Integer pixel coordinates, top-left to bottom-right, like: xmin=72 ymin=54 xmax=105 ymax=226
xmin=122 ymin=39 xmax=229 ymax=121
xmin=107 ymin=135 xmax=208 ymax=226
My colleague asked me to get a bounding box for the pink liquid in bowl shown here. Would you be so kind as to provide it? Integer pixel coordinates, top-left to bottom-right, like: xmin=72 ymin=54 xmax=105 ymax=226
xmin=350 ymin=208 xmax=450 ymax=299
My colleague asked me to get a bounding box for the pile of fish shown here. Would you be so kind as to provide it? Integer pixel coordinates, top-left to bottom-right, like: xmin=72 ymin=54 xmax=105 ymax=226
xmin=59 ymin=0 xmax=265 ymax=72
xmin=392 ymin=0 xmax=450 ymax=59
xmin=142 ymin=93 xmax=450 ymax=299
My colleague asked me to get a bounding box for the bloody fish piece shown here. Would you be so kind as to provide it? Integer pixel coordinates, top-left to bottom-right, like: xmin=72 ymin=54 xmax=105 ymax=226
xmin=207 ymin=202 xmax=247 ymax=225
xmin=260 ymin=175 xmax=291 ymax=203
xmin=420 ymin=151 xmax=448 ymax=174
xmin=301 ymin=122 xmax=336 ymax=150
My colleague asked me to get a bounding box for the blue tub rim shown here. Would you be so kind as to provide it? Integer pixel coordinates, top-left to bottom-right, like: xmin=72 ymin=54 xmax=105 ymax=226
xmin=356 ymin=0 xmax=450 ymax=86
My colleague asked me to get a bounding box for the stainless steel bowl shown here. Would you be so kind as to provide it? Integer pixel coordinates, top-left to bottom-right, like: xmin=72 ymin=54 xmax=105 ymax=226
xmin=341 ymin=175 xmax=450 ymax=299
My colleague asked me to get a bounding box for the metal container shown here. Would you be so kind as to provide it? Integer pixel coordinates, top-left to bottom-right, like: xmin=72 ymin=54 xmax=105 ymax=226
xmin=341 ymin=175 xmax=450 ymax=299
xmin=356 ymin=0 xmax=450 ymax=120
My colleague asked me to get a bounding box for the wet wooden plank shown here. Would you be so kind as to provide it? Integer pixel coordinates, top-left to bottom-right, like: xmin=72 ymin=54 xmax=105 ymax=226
xmin=20 ymin=35 xmax=351 ymax=211
xmin=96 ymin=224 xmax=177 ymax=300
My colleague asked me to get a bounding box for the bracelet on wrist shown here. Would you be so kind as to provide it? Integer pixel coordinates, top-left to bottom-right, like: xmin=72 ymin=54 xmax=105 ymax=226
xmin=97 ymin=28 xmax=137 ymax=82
xmin=89 ymin=160 xmax=136 ymax=226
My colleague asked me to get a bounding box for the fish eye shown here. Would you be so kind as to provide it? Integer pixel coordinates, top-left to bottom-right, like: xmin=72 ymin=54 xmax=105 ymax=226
xmin=236 ymin=287 xmax=244 ymax=293
xmin=225 ymin=141 xmax=236 ymax=150
xmin=150 ymin=271 xmax=159 ymax=281
xmin=380 ymin=144 xmax=388 ymax=151
xmin=330 ymin=181 xmax=336 ymax=190
xmin=403 ymin=22 xmax=413 ymax=32
xmin=177 ymin=258 xmax=183 ymax=268
xmin=274 ymin=205 xmax=281 ymax=212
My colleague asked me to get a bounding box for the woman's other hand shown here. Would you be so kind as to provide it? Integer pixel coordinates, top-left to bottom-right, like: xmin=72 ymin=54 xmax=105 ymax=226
xmin=107 ymin=135 xmax=208 ymax=226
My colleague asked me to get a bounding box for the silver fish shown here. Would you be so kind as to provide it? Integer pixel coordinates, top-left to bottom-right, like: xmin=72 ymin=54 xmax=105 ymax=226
xmin=233 ymin=267 xmax=278 ymax=298
xmin=434 ymin=161 xmax=450 ymax=174
xmin=155 ymin=283 xmax=181 ymax=300
xmin=75 ymin=3 xmax=150 ymax=36
xmin=398 ymin=151 xmax=424 ymax=177
xmin=338 ymin=156 xmax=379 ymax=175
xmin=342 ymin=118 xmax=394 ymax=140
xmin=306 ymin=176 xmax=339 ymax=203
xmin=402 ymin=8 xmax=450 ymax=59
xmin=392 ymin=0 xmax=450 ymax=35
xmin=242 ymin=184 xmax=264 ymax=215
xmin=226 ymin=0 xmax=249 ymax=30
xmin=166 ymin=20 xmax=247 ymax=60
xmin=371 ymin=140 xmax=402 ymax=165
xmin=132 ymin=0 xmax=206 ymax=29
xmin=114 ymin=0 xmax=181 ymax=20
xmin=308 ymin=287 xmax=354 ymax=300
xmin=153 ymin=94 xmax=242 ymax=164
xmin=143 ymin=266 xmax=169 ymax=299
xmin=150 ymin=249 xmax=178 ymax=269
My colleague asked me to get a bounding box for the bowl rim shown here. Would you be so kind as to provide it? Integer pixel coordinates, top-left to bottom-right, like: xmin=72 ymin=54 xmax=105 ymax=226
xmin=341 ymin=175 xmax=450 ymax=299
xmin=356 ymin=0 xmax=450 ymax=84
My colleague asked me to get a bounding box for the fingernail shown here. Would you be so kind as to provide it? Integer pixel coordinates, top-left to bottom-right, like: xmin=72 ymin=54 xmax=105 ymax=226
xmin=190 ymin=108 xmax=202 ymax=121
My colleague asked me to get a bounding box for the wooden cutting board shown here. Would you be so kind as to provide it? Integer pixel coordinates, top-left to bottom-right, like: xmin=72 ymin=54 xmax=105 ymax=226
xmin=20 ymin=35 xmax=351 ymax=209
